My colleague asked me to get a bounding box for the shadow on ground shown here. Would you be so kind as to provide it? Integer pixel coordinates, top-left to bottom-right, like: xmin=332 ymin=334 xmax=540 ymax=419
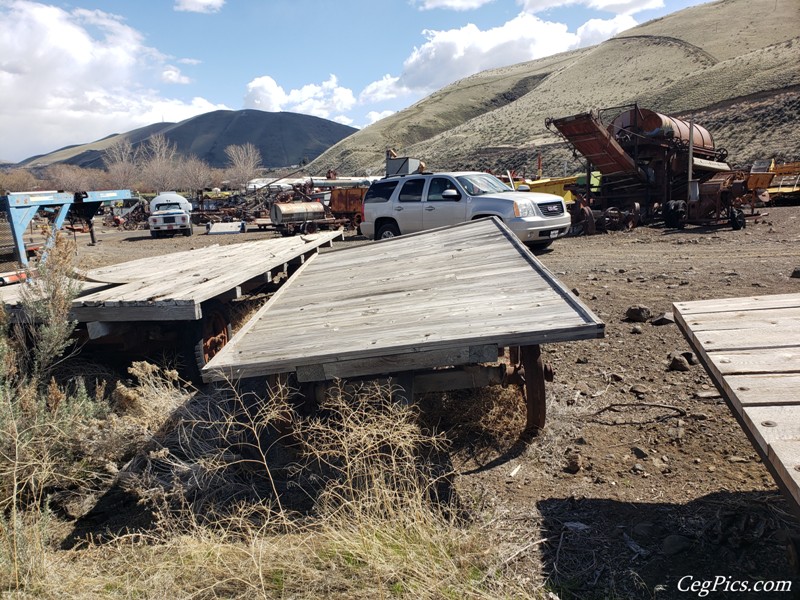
xmin=537 ymin=491 xmax=800 ymax=599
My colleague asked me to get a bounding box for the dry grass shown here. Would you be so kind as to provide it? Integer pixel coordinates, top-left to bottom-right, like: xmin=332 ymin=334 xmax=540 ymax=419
xmin=0 ymin=237 xmax=550 ymax=598
xmin=0 ymin=374 xmax=544 ymax=599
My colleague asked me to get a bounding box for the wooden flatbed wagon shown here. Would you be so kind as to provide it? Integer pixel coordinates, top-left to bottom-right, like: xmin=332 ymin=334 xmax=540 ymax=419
xmin=203 ymin=218 xmax=605 ymax=433
xmin=0 ymin=230 xmax=344 ymax=379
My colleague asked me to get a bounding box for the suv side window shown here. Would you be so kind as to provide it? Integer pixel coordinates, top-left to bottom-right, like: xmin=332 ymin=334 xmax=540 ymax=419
xmin=427 ymin=177 xmax=460 ymax=201
xmin=398 ymin=178 xmax=425 ymax=202
xmin=364 ymin=180 xmax=399 ymax=203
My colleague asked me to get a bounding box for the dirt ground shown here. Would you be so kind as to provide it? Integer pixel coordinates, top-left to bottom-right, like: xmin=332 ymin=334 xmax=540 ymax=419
xmin=71 ymin=207 xmax=800 ymax=599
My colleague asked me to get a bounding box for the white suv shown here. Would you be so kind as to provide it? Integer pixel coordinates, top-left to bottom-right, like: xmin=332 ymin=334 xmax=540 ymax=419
xmin=359 ymin=171 xmax=570 ymax=247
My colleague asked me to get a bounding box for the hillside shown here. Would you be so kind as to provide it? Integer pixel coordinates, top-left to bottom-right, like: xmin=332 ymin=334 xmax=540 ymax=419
xmin=19 ymin=110 xmax=357 ymax=170
xmin=307 ymin=0 xmax=800 ymax=177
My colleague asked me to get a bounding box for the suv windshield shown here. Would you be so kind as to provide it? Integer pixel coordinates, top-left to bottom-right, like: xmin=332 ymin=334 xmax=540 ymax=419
xmin=455 ymin=173 xmax=511 ymax=196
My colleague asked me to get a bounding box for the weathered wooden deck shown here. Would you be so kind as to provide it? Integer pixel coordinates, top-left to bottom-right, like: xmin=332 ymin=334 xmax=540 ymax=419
xmin=203 ymin=218 xmax=605 ymax=384
xmin=0 ymin=230 xmax=343 ymax=323
xmin=674 ymin=292 xmax=800 ymax=513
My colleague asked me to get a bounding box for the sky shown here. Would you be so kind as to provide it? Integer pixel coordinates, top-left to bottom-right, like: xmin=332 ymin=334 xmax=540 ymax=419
xmin=0 ymin=0 xmax=713 ymax=163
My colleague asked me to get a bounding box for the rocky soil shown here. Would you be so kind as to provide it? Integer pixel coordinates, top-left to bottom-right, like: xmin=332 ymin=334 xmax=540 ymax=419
xmin=72 ymin=205 xmax=800 ymax=598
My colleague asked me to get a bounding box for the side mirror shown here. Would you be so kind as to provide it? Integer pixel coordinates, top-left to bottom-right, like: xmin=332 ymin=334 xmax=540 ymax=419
xmin=516 ymin=185 xmax=530 ymax=192
xmin=442 ymin=189 xmax=460 ymax=198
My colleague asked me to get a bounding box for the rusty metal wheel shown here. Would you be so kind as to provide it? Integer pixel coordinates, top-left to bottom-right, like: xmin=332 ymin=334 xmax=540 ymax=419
xmin=508 ymin=345 xmax=554 ymax=436
xmin=581 ymin=205 xmax=596 ymax=235
xmin=181 ymin=301 xmax=231 ymax=383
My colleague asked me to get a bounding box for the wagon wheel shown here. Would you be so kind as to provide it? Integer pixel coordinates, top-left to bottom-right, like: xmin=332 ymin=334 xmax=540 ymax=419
xmin=580 ymin=205 xmax=596 ymax=235
xmin=510 ymin=345 xmax=553 ymax=435
xmin=181 ymin=301 xmax=232 ymax=383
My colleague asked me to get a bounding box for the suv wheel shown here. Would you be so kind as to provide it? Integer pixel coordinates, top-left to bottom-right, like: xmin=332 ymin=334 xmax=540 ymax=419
xmin=376 ymin=222 xmax=400 ymax=240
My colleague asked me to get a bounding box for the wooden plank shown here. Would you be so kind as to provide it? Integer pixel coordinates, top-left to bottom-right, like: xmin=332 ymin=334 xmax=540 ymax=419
xmin=691 ymin=325 xmax=800 ymax=351
xmin=295 ymin=345 xmax=498 ymax=382
xmin=724 ymin=374 xmax=800 ymax=406
xmin=768 ymin=440 xmax=800 ymax=509
xmin=674 ymin=293 xmax=800 ymax=316
xmin=742 ymin=405 xmax=800 ymax=455
xmin=71 ymin=302 xmax=201 ymax=322
xmin=707 ymin=347 xmax=800 ymax=376
xmin=204 ymin=218 xmax=604 ymax=382
xmin=677 ymin=307 xmax=800 ymax=332
xmin=413 ymin=365 xmax=506 ymax=394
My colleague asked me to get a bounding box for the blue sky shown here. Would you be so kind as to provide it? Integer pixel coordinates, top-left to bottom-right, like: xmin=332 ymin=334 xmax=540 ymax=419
xmin=0 ymin=0 xmax=712 ymax=163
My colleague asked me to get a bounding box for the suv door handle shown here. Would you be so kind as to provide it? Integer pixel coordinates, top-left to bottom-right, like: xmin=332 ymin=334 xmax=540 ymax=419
xmin=424 ymin=206 xmax=435 ymax=211
xmin=394 ymin=206 xmax=404 ymax=211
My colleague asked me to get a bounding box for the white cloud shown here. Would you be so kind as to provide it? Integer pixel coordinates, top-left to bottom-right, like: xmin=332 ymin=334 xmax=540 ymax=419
xmin=332 ymin=115 xmax=355 ymax=126
xmin=359 ymin=75 xmax=408 ymax=103
xmin=358 ymin=8 xmax=638 ymax=106
xmin=397 ymin=15 xmax=577 ymax=92
xmin=243 ymin=76 xmax=288 ymax=111
xmin=162 ymin=65 xmax=191 ymax=84
xmin=174 ymin=0 xmax=225 ymax=13
xmin=586 ymin=0 xmax=663 ymax=14
xmin=244 ymin=74 xmax=356 ymax=121
xmin=415 ymin=0 xmax=495 ymax=9
xmin=366 ymin=110 xmax=395 ymax=124
xmin=178 ymin=57 xmax=202 ymax=65
xmin=0 ymin=1 xmax=227 ymax=161
xmin=518 ymin=0 xmax=662 ymax=15
xmin=575 ymin=14 xmax=637 ymax=45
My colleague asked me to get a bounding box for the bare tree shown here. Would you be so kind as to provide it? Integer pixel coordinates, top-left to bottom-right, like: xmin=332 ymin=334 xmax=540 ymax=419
xmin=178 ymin=156 xmax=212 ymax=200
xmin=44 ymin=164 xmax=105 ymax=192
xmin=209 ymin=168 xmax=226 ymax=191
xmin=0 ymin=168 xmax=41 ymax=193
xmin=141 ymin=134 xmax=179 ymax=193
xmin=225 ymin=143 xmax=262 ymax=191
xmin=103 ymin=138 xmax=140 ymax=189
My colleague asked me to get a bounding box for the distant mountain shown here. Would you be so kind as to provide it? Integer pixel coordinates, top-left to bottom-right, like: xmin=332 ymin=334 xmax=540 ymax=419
xmin=19 ymin=110 xmax=357 ymax=169
xmin=308 ymin=0 xmax=800 ymax=177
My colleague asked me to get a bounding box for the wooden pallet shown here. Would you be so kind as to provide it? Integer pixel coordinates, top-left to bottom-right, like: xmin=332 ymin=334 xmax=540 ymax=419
xmin=674 ymin=293 xmax=800 ymax=513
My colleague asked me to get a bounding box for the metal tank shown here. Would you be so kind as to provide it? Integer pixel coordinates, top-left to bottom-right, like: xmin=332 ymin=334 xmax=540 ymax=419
xmin=609 ymin=108 xmax=716 ymax=155
xmin=269 ymin=201 xmax=326 ymax=225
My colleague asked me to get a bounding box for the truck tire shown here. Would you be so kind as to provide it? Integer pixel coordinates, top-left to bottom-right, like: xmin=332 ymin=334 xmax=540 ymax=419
xmin=180 ymin=300 xmax=232 ymax=384
xmin=182 ymin=225 xmax=193 ymax=237
xmin=376 ymin=222 xmax=400 ymax=240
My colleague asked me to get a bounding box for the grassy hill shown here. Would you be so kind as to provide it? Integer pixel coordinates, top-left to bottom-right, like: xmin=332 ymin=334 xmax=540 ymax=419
xmin=307 ymin=0 xmax=800 ymax=177
xmin=19 ymin=110 xmax=357 ymax=170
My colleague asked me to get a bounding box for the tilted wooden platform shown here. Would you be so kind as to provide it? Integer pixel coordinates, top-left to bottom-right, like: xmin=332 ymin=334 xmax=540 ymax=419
xmin=203 ymin=218 xmax=605 ymax=386
xmin=0 ymin=230 xmax=343 ymax=323
xmin=674 ymin=293 xmax=800 ymax=513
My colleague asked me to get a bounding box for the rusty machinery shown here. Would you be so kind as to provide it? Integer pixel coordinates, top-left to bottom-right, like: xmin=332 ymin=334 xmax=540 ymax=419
xmin=546 ymin=104 xmax=771 ymax=229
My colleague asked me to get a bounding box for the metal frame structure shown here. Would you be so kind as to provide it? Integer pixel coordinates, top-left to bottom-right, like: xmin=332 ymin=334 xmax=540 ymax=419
xmin=0 ymin=189 xmax=135 ymax=266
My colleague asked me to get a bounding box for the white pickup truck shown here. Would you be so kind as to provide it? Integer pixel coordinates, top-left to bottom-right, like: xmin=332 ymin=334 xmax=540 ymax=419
xmin=148 ymin=192 xmax=193 ymax=238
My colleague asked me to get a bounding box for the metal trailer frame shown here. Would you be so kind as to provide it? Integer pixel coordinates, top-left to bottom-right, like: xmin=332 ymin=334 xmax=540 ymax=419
xmin=1 ymin=190 xmax=136 ymax=266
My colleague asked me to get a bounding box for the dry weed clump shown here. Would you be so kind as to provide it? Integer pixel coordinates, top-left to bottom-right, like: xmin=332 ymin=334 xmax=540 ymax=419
xmin=0 ymin=235 xmax=114 ymax=591
xmin=44 ymin=379 xmax=530 ymax=599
